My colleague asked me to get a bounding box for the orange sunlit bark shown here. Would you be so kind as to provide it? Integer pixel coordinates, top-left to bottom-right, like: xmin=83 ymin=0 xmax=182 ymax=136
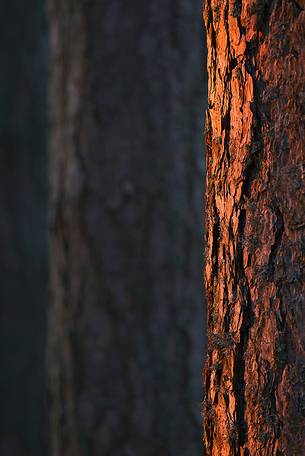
xmin=203 ymin=1 xmax=305 ymax=454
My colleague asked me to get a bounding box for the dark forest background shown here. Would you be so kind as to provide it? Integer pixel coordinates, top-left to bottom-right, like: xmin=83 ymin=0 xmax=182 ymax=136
xmin=0 ymin=2 xmax=48 ymax=454
xmin=0 ymin=1 xmax=206 ymax=455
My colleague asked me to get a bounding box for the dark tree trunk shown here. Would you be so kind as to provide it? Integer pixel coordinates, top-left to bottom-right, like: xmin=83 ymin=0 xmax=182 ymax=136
xmin=203 ymin=0 xmax=305 ymax=454
xmin=48 ymin=1 xmax=205 ymax=455
xmin=0 ymin=2 xmax=48 ymax=455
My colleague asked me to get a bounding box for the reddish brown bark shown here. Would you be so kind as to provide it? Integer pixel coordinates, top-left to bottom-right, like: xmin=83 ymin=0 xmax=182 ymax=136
xmin=203 ymin=0 xmax=305 ymax=454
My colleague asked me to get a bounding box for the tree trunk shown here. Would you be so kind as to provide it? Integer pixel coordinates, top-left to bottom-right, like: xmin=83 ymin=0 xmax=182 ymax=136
xmin=203 ymin=0 xmax=305 ymax=455
xmin=48 ymin=1 xmax=205 ymax=455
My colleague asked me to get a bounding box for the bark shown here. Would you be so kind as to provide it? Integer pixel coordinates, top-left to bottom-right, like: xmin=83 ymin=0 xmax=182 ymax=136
xmin=48 ymin=1 xmax=205 ymax=455
xmin=203 ymin=0 xmax=305 ymax=454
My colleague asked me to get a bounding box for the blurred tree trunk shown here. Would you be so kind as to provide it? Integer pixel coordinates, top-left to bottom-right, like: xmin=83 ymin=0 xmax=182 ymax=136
xmin=48 ymin=1 xmax=205 ymax=455
xmin=203 ymin=0 xmax=305 ymax=455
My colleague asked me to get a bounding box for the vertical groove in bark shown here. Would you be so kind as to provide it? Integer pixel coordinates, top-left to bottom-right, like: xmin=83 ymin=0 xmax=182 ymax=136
xmin=48 ymin=1 xmax=205 ymax=455
xmin=203 ymin=0 xmax=305 ymax=454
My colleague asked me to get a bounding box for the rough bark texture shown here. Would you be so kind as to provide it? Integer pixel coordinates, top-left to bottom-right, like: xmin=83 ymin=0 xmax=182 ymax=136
xmin=0 ymin=2 xmax=48 ymax=455
xmin=203 ymin=0 xmax=305 ymax=454
xmin=48 ymin=1 xmax=205 ymax=455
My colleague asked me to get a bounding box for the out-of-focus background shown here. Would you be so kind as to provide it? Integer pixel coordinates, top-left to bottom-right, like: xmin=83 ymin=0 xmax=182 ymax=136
xmin=0 ymin=2 xmax=48 ymax=455
xmin=0 ymin=1 xmax=206 ymax=455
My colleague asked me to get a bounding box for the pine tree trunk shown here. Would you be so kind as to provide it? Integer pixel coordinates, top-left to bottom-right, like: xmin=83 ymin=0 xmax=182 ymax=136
xmin=203 ymin=0 xmax=305 ymax=454
xmin=47 ymin=1 xmax=205 ymax=455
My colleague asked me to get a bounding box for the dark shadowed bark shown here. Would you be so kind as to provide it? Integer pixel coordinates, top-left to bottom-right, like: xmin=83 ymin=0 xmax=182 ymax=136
xmin=0 ymin=2 xmax=48 ymax=455
xmin=48 ymin=1 xmax=205 ymax=455
xmin=203 ymin=0 xmax=305 ymax=454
